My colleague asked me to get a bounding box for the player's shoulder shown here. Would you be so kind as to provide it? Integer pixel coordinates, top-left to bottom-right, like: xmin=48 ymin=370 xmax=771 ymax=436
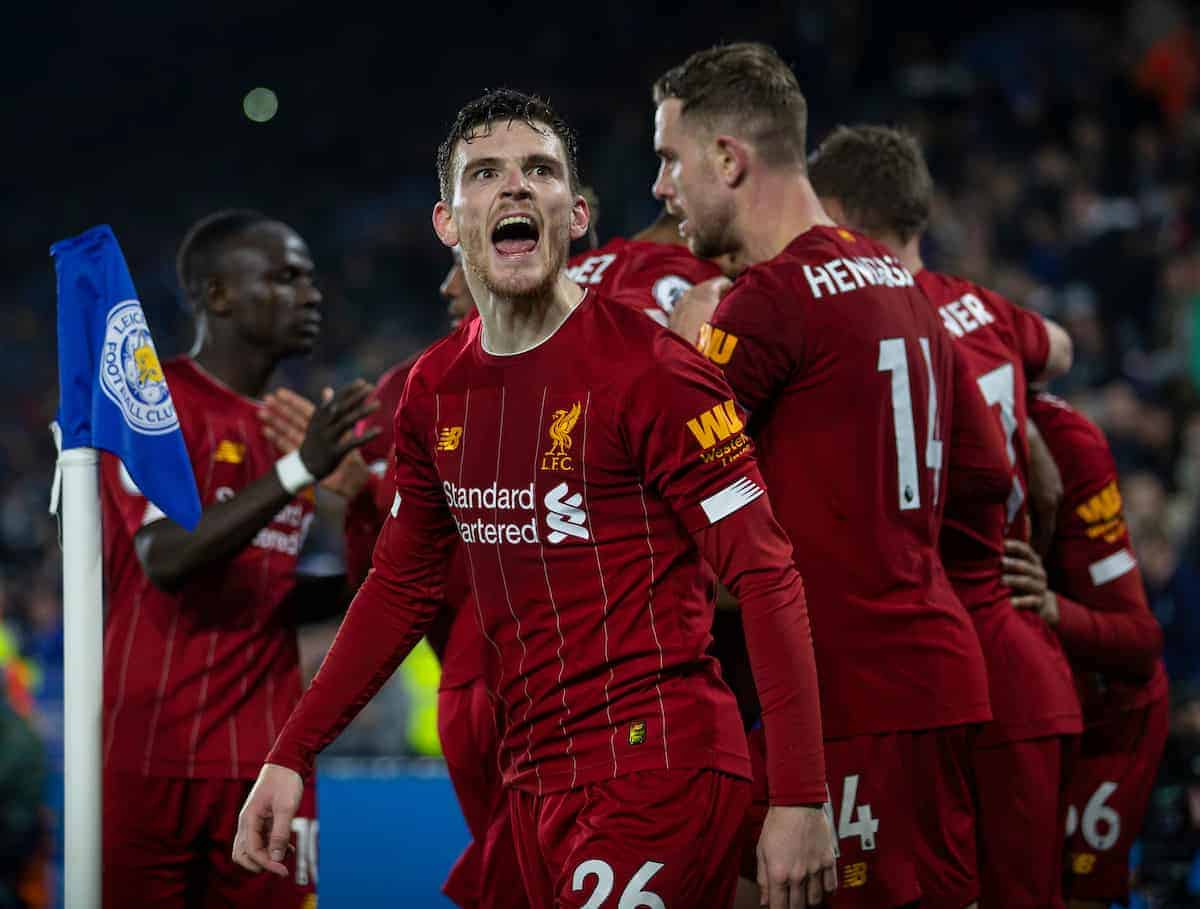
xmin=404 ymin=319 xmax=480 ymax=398
xmin=622 ymin=240 xmax=719 ymax=278
xmin=737 ymin=224 xmax=911 ymax=300
xmin=588 ymin=290 xmax=713 ymax=371
xmin=1030 ymin=392 xmax=1114 ymax=479
xmin=566 ymin=237 xmax=629 ymax=284
xmin=919 ymin=268 xmax=1017 ymax=316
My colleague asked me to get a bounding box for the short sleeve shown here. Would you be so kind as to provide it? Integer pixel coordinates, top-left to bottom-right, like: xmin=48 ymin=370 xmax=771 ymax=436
xmin=703 ymin=271 xmax=797 ymax=413
xmin=624 ymin=332 xmax=766 ymax=534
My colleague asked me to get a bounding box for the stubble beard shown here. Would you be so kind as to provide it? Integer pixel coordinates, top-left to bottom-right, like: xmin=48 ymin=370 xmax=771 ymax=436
xmin=470 ymin=221 xmax=569 ymax=303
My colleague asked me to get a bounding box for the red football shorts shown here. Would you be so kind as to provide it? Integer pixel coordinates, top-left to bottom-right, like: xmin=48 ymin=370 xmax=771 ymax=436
xmin=103 ymin=771 xmax=317 ymax=909
xmin=973 ymin=734 xmax=1077 ymax=909
xmin=1064 ymin=696 xmax=1169 ymax=903
xmin=909 ymin=725 xmax=980 ymax=909
xmin=509 ymin=768 xmax=749 ymax=908
xmin=740 ymin=727 xmax=921 ymax=908
xmin=438 ymin=679 xmax=528 ymax=909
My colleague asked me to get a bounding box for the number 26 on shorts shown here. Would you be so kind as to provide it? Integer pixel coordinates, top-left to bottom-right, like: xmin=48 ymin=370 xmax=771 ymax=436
xmin=572 ymin=860 xmax=666 ymax=909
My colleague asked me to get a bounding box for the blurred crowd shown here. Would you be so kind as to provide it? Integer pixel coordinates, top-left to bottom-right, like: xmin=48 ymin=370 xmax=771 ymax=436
xmin=2 ymin=1 xmax=1200 ymax=905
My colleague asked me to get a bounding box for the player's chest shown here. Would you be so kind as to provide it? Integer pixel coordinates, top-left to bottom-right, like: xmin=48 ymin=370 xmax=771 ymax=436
xmin=430 ymin=386 xmax=632 ymax=534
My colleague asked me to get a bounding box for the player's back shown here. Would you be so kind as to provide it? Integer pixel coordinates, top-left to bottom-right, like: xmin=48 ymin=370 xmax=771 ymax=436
xmin=705 ymin=226 xmax=988 ymax=738
xmin=915 ymin=270 xmax=1080 ymax=744
xmin=567 ymin=237 xmax=722 ymax=326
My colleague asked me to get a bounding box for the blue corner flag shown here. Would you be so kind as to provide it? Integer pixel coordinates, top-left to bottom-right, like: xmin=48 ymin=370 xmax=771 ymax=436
xmin=52 ymin=225 xmax=202 ymax=530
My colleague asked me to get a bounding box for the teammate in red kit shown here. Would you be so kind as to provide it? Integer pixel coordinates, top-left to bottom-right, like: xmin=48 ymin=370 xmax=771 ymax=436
xmin=653 ymin=45 xmax=995 ymax=909
xmin=101 ymin=210 xmax=377 ymax=908
xmin=566 ymin=209 xmax=723 ymax=328
xmin=807 ymin=124 xmax=1080 ymax=908
xmin=234 ymin=89 xmax=836 ymax=907
xmin=261 ymin=251 xmax=526 ymax=909
xmin=1004 ymin=393 xmax=1168 ymax=909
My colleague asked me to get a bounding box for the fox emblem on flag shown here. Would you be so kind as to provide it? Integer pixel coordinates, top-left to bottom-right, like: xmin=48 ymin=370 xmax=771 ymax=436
xmin=100 ymin=300 xmax=178 ymax=435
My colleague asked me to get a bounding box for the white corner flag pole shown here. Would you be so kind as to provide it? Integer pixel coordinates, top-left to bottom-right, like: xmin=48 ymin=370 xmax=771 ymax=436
xmin=58 ymin=446 xmax=104 ymax=909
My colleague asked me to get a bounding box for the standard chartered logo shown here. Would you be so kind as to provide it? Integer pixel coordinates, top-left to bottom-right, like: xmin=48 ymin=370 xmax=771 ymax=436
xmin=442 ymin=480 xmax=589 ymax=545
xmin=544 ymin=482 xmax=589 ymax=544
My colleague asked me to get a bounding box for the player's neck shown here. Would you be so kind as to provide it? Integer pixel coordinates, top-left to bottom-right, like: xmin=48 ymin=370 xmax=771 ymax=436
xmin=190 ymin=333 xmax=277 ymax=399
xmin=896 ymin=235 xmax=925 ymax=276
xmin=472 ymin=273 xmax=586 ymax=356
xmin=733 ymin=172 xmax=835 ymax=269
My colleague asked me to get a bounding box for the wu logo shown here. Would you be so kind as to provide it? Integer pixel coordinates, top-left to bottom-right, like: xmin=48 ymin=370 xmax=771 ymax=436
xmin=544 ymin=482 xmax=589 ymax=544
xmin=542 ymin=401 xmax=581 ymax=471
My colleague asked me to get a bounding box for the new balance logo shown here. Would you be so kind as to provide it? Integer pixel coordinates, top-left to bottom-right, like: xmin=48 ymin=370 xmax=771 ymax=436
xmin=699 ymin=476 xmax=763 ymax=524
xmin=544 ymin=482 xmax=589 ymax=544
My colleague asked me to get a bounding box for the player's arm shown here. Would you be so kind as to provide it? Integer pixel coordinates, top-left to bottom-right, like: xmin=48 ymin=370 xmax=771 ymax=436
xmin=700 ymin=272 xmax=797 ymax=415
xmin=233 ymin=375 xmax=458 ymax=876
xmin=999 ymin=288 xmax=1072 ymax=383
xmin=1004 ymin=432 xmax=1161 ymax=679
xmin=1026 ymin=418 xmax=1063 ymax=556
xmin=134 ymin=382 xmax=379 ymax=593
xmin=626 ymin=334 xmax=835 ymax=904
xmin=1040 ymin=318 xmax=1073 ymax=381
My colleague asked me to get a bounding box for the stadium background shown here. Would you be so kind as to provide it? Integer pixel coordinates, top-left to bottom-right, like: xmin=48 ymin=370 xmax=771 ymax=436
xmin=2 ymin=1 xmax=1199 ymax=905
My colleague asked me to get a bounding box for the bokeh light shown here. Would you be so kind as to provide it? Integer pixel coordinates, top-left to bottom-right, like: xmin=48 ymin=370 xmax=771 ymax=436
xmin=242 ymin=87 xmax=278 ymax=123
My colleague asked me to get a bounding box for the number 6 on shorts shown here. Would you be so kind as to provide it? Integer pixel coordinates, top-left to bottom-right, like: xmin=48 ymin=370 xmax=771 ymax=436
xmin=573 ymin=859 xmax=667 ymax=909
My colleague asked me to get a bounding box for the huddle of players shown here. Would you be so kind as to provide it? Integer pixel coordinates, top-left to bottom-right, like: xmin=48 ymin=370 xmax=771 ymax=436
xmin=96 ymin=38 xmax=1166 ymax=909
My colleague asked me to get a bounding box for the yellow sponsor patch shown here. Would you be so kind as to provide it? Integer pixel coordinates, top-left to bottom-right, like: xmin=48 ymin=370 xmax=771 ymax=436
xmin=1071 ymin=852 xmax=1097 ymax=875
xmin=1076 ymin=481 xmax=1126 ymax=542
xmin=696 ymin=324 xmax=739 ymax=366
xmin=843 ymin=862 xmax=868 ymax=887
xmin=686 ymin=399 xmax=744 ymax=450
xmin=437 ymin=426 xmax=463 ymax=452
xmin=214 ymin=440 xmax=246 ymax=464
xmin=628 ymin=721 xmax=646 ymax=745
xmin=837 ymin=228 xmax=855 ymax=242
xmin=301 ymin=895 xmax=318 ymax=909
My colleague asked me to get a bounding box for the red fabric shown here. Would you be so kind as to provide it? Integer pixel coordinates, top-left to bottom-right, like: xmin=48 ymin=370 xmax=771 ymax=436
xmin=508 ymin=768 xmax=749 ymax=908
xmin=910 ymin=725 xmax=981 ymax=908
xmin=706 ymin=226 xmax=989 ymax=739
xmin=973 ymin=735 xmax=1075 ymax=909
xmin=741 ymin=726 xmax=921 ymax=907
xmin=915 ymin=270 xmax=1080 ymax=746
xmin=566 ymin=237 xmax=722 ymax=326
xmin=101 ymin=357 xmax=313 ymax=779
xmin=344 ymin=354 xmax=485 ymax=689
xmin=103 ymin=771 xmax=318 ymax=908
xmin=1064 ymin=695 xmax=1170 ymax=903
xmin=1030 ymin=392 xmax=1169 ymax=717
xmin=438 ymin=682 xmax=528 ymax=909
xmin=268 ymin=293 xmax=824 ymax=802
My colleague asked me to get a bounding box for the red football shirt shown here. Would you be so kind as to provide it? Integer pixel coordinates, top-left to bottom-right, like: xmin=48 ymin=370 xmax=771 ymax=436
xmin=704 ymin=225 xmax=990 ymax=740
xmin=915 ymin=269 xmax=1081 ymax=744
xmin=1030 ymin=393 xmax=1168 ymax=721
xmin=268 ymin=292 xmax=826 ymax=803
xmin=344 ymin=355 xmax=482 ymax=690
xmin=567 ymin=237 xmax=723 ymax=326
xmin=101 ymin=357 xmax=314 ymax=779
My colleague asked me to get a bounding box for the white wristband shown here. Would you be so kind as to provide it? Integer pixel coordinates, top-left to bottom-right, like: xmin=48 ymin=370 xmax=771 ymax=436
xmin=275 ymin=450 xmax=316 ymax=495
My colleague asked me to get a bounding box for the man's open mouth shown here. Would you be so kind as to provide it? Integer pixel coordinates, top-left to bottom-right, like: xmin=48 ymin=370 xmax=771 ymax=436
xmin=492 ymin=215 xmax=540 ymax=257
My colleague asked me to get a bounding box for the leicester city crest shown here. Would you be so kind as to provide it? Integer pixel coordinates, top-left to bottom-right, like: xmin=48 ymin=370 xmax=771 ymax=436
xmin=100 ymin=300 xmax=179 ymax=435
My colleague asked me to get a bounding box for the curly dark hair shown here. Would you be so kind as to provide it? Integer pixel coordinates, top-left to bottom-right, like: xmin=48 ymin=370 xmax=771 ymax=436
xmin=436 ymin=88 xmax=580 ymax=202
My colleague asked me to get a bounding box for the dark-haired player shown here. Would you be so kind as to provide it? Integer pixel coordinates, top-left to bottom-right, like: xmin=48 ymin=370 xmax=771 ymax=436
xmin=101 ymin=210 xmax=377 ymax=907
xmin=1003 ymin=392 xmax=1167 ymax=909
xmin=234 ymin=88 xmax=836 ymax=908
xmin=807 ymin=124 xmax=1079 ymax=908
xmin=653 ymin=44 xmax=993 ymax=909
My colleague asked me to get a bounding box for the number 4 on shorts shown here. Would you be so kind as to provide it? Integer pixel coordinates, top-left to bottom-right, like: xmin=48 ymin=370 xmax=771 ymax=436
xmin=837 ymin=774 xmax=879 ymax=852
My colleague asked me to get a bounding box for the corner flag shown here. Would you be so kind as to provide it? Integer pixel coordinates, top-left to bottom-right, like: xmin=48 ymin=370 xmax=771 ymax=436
xmin=52 ymin=224 xmax=201 ymax=529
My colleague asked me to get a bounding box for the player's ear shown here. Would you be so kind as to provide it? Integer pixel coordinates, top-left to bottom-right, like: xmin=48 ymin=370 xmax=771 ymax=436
xmin=568 ymin=191 xmax=591 ymax=243
xmin=204 ymin=277 xmax=232 ymax=317
xmin=714 ymin=135 xmax=750 ymax=188
xmin=433 ymin=200 xmax=459 ymax=248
